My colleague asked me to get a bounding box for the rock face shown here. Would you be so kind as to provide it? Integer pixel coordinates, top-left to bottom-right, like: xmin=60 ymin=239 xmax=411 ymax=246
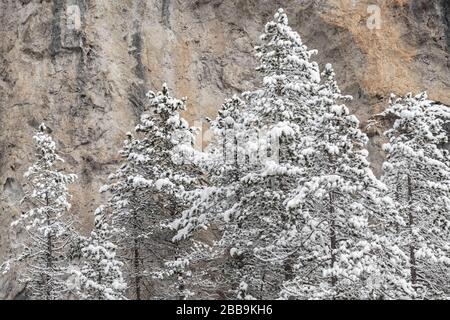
xmin=0 ymin=0 xmax=449 ymax=299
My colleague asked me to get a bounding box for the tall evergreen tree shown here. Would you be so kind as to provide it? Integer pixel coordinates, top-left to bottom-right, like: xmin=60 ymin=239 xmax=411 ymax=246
xmin=74 ymin=206 xmax=126 ymax=300
xmin=99 ymin=132 xmax=150 ymax=299
xmin=171 ymin=96 xmax=246 ymax=242
xmin=172 ymin=8 xmax=322 ymax=299
xmin=280 ymin=65 xmax=399 ymax=299
xmin=12 ymin=124 xmax=77 ymax=300
xmin=377 ymin=92 xmax=450 ymax=299
xmin=170 ymin=96 xmax=250 ymax=299
xmin=101 ymin=84 xmax=200 ymax=299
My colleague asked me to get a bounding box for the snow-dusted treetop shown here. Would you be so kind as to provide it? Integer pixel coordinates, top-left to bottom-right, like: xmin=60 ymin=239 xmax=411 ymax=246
xmin=11 ymin=123 xmax=77 ymax=300
xmin=243 ymin=8 xmax=321 ymax=126
xmin=13 ymin=123 xmax=77 ymax=231
xmin=256 ymin=8 xmax=320 ymax=83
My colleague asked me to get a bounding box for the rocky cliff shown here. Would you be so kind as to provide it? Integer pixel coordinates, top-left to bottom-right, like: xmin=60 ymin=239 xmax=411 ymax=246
xmin=0 ymin=0 xmax=449 ymax=299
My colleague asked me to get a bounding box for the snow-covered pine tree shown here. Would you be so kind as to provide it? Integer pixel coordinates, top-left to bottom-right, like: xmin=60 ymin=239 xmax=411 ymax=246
xmin=101 ymin=83 xmax=200 ymax=299
xmin=99 ymin=132 xmax=149 ymax=299
xmin=169 ymin=96 xmax=248 ymax=299
xmin=171 ymin=8 xmax=322 ymax=299
xmin=12 ymin=123 xmax=77 ymax=300
xmin=136 ymin=84 xmax=203 ymax=300
xmin=171 ymin=96 xmax=246 ymax=242
xmin=217 ymin=8 xmax=324 ymax=299
xmin=75 ymin=206 xmax=126 ymax=300
xmin=377 ymin=92 xmax=450 ymax=299
xmin=280 ymin=64 xmax=396 ymax=299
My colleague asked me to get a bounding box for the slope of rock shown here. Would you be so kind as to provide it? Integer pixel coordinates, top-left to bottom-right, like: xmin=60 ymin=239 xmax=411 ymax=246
xmin=0 ymin=0 xmax=448 ymax=298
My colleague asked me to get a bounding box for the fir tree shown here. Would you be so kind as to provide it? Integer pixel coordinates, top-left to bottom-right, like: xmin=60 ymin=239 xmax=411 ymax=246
xmin=280 ymin=64 xmax=397 ymax=299
xmin=101 ymin=84 xmax=200 ymax=299
xmin=216 ymin=8 xmax=323 ymax=299
xmin=170 ymin=96 xmax=250 ymax=299
xmin=172 ymin=8 xmax=322 ymax=299
xmin=74 ymin=206 xmax=126 ymax=300
xmin=99 ymin=132 xmax=150 ymax=299
xmin=12 ymin=124 xmax=77 ymax=300
xmin=377 ymin=92 xmax=450 ymax=299
xmin=171 ymin=96 xmax=246 ymax=242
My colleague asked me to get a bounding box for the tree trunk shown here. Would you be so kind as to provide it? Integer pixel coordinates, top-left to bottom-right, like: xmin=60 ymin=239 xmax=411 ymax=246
xmin=329 ymin=192 xmax=337 ymax=288
xmin=283 ymin=257 xmax=294 ymax=281
xmin=259 ymin=271 xmax=266 ymax=300
xmin=133 ymin=239 xmax=141 ymax=300
xmin=45 ymin=193 xmax=53 ymax=300
xmin=97 ymin=266 xmax=103 ymax=300
xmin=407 ymin=175 xmax=417 ymax=288
xmin=132 ymin=208 xmax=141 ymax=300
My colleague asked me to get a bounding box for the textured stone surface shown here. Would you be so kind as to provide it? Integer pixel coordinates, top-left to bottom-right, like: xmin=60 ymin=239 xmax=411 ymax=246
xmin=0 ymin=0 xmax=449 ymax=298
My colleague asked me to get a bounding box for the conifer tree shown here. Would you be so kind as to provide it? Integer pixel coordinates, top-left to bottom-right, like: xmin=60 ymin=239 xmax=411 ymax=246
xmin=101 ymin=84 xmax=200 ymax=299
xmin=170 ymin=96 xmax=249 ymax=299
xmin=12 ymin=124 xmax=77 ymax=300
xmin=99 ymin=132 xmax=150 ymax=299
xmin=171 ymin=96 xmax=246 ymax=242
xmin=75 ymin=206 xmax=126 ymax=300
xmin=377 ymin=92 xmax=450 ymax=299
xmin=172 ymin=8 xmax=323 ymax=299
xmin=280 ymin=65 xmax=397 ymax=299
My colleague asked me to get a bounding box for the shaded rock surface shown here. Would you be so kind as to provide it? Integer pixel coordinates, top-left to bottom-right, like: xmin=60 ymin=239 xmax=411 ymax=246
xmin=0 ymin=0 xmax=449 ymax=299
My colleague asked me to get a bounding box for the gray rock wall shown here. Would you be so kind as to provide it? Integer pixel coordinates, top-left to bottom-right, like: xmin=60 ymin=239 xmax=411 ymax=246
xmin=0 ymin=0 xmax=449 ymax=298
